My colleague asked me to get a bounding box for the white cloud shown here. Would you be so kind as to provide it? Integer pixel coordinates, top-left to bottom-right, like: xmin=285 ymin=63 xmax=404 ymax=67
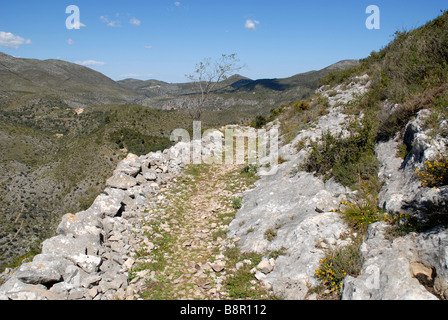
xmin=143 ymin=45 xmax=153 ymax=49
xmin=245 ymin=19 xmax=260 ymax=31
xmin=100 ymin=16 xmax=120 ymax=27
xmin=174 ymin=2 xmax=181 ymax=6
xmin=67 ymin=38 xmax=75 ymax=45
xmin=130 ymin=17 xmax=141 ymax=26
xmin=0 ymin=31 xmax=31 ymax=49
xmin=75 ymin=60 xmax=106 ymax=67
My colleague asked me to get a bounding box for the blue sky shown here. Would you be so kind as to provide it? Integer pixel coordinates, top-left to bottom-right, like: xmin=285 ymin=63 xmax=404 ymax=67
xmin=0 ymin=0 xmax=446 ymax=83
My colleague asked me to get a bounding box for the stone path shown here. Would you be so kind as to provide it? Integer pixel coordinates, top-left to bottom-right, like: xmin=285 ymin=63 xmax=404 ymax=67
xmin=127 ymin=163 xmax=269 ymax=300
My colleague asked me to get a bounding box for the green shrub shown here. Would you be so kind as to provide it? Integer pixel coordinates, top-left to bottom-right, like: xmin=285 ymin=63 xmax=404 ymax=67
xmin=303 ymin=110 xmax=379 ymax=191
xmin=293 ymin=101 xmax=310 ymax=112
xmin=386 ymin=204 xmax=448 ymax=238
xmin=269 ymin=105 xmax=288 ymax=120
xmin=339 ymin=194 xmax=386 ymax=233
xmin=232 ymin=196 xmax=242 ymax=210
xmin=264 ymin=228 xmax=277 ymax=241
xmin=319 ymin=65 xmax=362 ymax=87
xmin=377 ymin=86 xmax=447 ymax=141
xmin=396 ymin=143 xmax=410 ymax=159
xmin=241 ymin=164 xmax=257 ymax=176
xmin=224 ymin=247 xmax=267 ymax=299
xmin=109 ymin=128 xmax=173 ymax=156
xmin=426 ymin=94 xmax=448 ymax=137
xmin=252 ymin=115 xmax=267 ymax=129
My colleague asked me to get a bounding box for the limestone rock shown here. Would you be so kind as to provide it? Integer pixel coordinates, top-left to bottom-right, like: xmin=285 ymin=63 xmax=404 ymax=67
xmin=376 ymin=110 xmax=447 ymax=214
xmin=68 ymin=254 xmax=102 ymax=274
xmin=41 ymin=233 xmax=102 ymax=258
xmin=106 ymin=172 xmax=137 ymax=190
xmin=89 ymin=194 xmax=124 ymax=218
xmin=143 ymin=171 xmax=157 ymax=181
xmin=257 ymin=258 xmax=275 ymax=274
xmin=341 ymin=222 xmax=444 ymax=300
xmin=210 ymin=260 xmax=226 ymax=273
xmin=13 ymin=258 xmax=66 ymax=285
xmin=115 ymin=153 xmax=142 ymax=177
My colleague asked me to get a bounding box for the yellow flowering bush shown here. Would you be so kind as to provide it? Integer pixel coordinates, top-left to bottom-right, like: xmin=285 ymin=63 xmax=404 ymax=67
xmin=338 ymin=193 xmax=387 ymax=233
xmin=383 ymin=211 xmax=421 ymax=238
xmin=415 ymin=155 xmax=448 ymax=188
xmin=314 ymin=193 xmax=383 ymax=295
xmin=315 ymin=243 xmax=362 ymax=295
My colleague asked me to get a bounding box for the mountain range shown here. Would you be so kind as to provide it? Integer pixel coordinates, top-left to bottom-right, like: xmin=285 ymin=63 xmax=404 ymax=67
xmin=0 ymin=51 xmax=358 ymax=112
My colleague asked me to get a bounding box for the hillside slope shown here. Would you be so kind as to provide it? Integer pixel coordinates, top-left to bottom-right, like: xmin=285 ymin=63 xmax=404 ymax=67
xmin=0 ymin=51 xmax=357 ymax=117
xmin=0 ymin=53 xmax=139 ymax=107
xmin=231 ymin=11 xmax=448 ymax=299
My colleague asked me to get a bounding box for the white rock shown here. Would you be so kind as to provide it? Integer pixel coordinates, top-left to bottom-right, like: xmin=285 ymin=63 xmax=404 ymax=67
xmin=70 ymin=254 xmax=102 ymax=274
xmin=210 ymin=260 xmax=226 ymax=272
xmin=257 ymin=259 xmax=274 ymax=274
xmin=123 ymin=258 xmax=135 ymax=270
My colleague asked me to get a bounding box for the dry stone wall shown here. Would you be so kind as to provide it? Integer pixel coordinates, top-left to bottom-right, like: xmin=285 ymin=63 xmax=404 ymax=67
xmin=0 ymin=143 xmax=191 ymax=300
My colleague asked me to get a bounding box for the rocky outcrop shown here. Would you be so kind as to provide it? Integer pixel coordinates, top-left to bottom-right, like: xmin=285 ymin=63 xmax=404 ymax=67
xmin=342 ymin=108 xmax=448 ymax=300
xmin=376 ymin=109 xmax=447 ymax=215
xmin=228 ymin=101 xmax=357 ymax=300
xmin=342 ymin=222 xmax=448 ymax=300
xmin=229 ymin=77 xmax=448 ymax=300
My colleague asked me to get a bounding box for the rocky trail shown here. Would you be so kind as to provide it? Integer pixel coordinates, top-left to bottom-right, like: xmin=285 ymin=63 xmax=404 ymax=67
xmin=0 ymin=125 xmax=275 ymax=300
xmin=130 ymin=162 xmax=266 ymax=300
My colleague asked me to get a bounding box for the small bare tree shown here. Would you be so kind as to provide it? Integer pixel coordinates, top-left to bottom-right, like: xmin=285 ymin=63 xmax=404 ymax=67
xmin=185 ymin=53 xmax=242 ymax=120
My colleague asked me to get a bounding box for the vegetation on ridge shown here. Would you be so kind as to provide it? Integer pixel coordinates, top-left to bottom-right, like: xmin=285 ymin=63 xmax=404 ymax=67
xmin=302 ymin=11 xmax=448 ymax=298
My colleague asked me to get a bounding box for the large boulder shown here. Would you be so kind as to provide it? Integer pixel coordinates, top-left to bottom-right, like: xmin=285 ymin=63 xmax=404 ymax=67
xmin=12 ymin=254 xmax=72 ymax=286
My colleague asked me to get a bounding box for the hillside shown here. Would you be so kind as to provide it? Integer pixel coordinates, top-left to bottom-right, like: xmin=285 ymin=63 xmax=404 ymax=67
xmin=0 ymin=53 xmax=140 ymax=108
xmin=0 ymin=51 xmax=357 ymax=119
